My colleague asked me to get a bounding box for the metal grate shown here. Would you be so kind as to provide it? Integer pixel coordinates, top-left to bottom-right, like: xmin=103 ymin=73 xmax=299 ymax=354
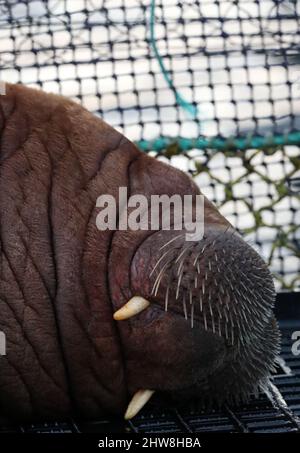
xmin=0 ymin=293 xmax=299 ymax=434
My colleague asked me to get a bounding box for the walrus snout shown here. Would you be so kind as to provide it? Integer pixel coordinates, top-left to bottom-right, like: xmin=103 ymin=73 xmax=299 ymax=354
xmin=125 ymin=223 xmax=280 ymax=406
xmin=131 ymin=224 xmax=276 ymax=330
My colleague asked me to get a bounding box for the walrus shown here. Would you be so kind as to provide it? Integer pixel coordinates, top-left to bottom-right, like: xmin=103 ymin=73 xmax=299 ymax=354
xmin=0 ymin=83 xmax=280 ymax=421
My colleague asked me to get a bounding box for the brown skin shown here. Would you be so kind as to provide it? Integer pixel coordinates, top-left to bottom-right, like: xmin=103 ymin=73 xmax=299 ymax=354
xmin=0 ymin=84 xmax=279 ymax=421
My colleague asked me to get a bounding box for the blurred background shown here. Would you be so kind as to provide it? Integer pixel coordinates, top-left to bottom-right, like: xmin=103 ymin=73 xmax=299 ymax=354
xmin=0 ymin=0 xmax=299 ymax=290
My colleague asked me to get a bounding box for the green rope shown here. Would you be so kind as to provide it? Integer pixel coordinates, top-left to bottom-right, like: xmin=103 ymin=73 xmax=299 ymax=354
xmin=136 ymin=131 xmax=300 ymax=153
xmin=149 ymin=0 xmax=198 ymax=119
xmin=148 ymin=0 xmax=300 ymax=154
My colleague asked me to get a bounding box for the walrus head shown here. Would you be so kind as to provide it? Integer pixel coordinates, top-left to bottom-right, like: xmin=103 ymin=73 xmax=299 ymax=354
xmin=0 ymin=83 xmax=280 ymax=421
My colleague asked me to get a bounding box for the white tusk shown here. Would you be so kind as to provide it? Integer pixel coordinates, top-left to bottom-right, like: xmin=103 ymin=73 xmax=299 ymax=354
xmin=124 ymin=389 xmax=155 ymax=420
xmin=113 ymin=296 xmax=150 ymax=321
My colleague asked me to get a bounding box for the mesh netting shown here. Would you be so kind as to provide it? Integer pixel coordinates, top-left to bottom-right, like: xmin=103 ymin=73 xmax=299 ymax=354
xmin=0 ymin=0 xmax=299 ymax=289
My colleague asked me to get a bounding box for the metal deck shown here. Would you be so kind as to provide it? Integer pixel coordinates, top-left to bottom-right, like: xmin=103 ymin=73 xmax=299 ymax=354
xmin=0 ymin=292 xmax=299 ymax=433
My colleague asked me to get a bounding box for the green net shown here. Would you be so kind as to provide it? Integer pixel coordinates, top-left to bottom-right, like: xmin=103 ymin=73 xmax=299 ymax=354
xmin=0 ymin=0 xmax=299 ymax=289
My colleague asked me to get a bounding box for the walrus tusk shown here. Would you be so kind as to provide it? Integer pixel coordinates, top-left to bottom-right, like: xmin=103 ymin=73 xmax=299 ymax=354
xmin=113 ymin=296 xmax=150 ymax=321
xmin=124 ymin=389 xmax=155 ymax=420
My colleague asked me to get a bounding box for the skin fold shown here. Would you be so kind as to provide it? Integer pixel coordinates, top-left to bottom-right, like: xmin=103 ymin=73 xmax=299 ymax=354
xmin=0 ymin=84 xmax=280 ymax=421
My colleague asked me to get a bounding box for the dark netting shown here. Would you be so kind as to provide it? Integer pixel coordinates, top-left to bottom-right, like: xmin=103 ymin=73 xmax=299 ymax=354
xmin=0 ymin=0 xmax=299 ymax=289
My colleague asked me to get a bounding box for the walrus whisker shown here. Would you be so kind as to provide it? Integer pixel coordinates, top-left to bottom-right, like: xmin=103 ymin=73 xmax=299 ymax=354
xmin=159 ymin=233 xmax=184 ymax=251
xmin=225 ymin=297 xmax=230 ymax=312
xmin=235 ymin=315 xmax=241 ymax=333
xmin=176 ymin=271 xmax=183 ymax=299
xmin=175 ymin=245 xmax=191 ymax=264
xmin=218 ymin=318 xmax=222 ymax=337
xmin=164 ymin=285 xmax=170 ymax=312
xmin=231 ymin=300 xmax=238 ymax=317
xmin=190 ymin=302 xmax=194 ymax=328
xmin=235 ymin=287 xmax=242 ymax=298
xmin=242 ymin=299 xmax=253 ymax=317
xmin=208 ymin=294 xmax=213 ymax=318
xmin=150 ymin=247 xmax=173 ymax=277
xmin=199 ymin=294 xmax=203 ymax=312
xmin=225 ymin=274 xmax=234 ymax=290
xmin=177 ymin=256 xmax=186 ymax=277
xmin=223 ymin=309 xmax=229 ymax=324
xmin=193 ymin=244 xmax=207 ymax=267
xmin=240 ymin=280 xmax=248 ymax=293
xmin=225 ymin=323 xmax=229 ymax=340
xmin=189 ymin=290 xmax=193 ymax=305
xmin=193 ymin=251 xmax=201 ymax=266
xmin=182 ymin=294 xmax=187 ymax=320
xmin=152 ymin=259 xmax=171 ymax=296
xmin=218 ymin=293 xmax=223 ymax=306
xmin=203 ymin=308 xmax=208 ymax=331
xmin=216 ymin=300 xmax=222 ymax=319
xmin=211 ymin=312 xmax=215 ymax=334
xmin=252 ymin=273 xmax=267 ymax=282
xmin=229 ymin=310 xmax=235 ymax=329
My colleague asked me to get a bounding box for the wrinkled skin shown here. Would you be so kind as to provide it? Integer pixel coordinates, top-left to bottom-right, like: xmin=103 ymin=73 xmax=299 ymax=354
xmin=0 ymin=84 xmax=280 ymax=421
